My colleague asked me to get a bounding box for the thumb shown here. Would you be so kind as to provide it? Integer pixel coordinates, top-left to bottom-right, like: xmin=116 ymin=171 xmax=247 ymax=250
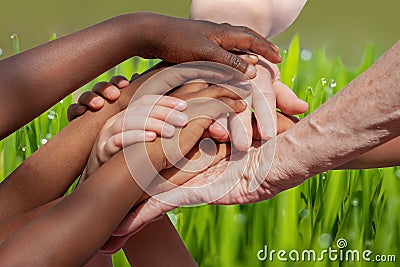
xmin=273 ymin=80 xmax=308 ymax=115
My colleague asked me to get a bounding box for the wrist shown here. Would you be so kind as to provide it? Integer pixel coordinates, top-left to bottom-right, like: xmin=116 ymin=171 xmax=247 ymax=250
xmin=128 ymin=13 xmax=173 ymax=59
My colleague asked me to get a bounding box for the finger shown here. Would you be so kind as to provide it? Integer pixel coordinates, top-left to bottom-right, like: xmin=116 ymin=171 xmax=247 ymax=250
xmin=276 ymin=112 xmax=299 ymax=134
xmin=145 ymin=143 xmax=231 ymax=198
xmin=105 ymin=131 xmax=157 ymax=156
xmin=190 ymin=84 xmax=250 ymax=102
xmin=130 ymin=73 xmax=140 ymax=82
xmin=218 ymin=97 xmax=247 ymax=114
xmin=147 ymin=106 xmax=189 ymax=127
xmin=252 ymin=71 xmax=277 ymax=139
xmin=135 ymin=95 xmax=187 ymax=111
xmin=101 ymin=214 xmax=166 ymax=254
xmin=207 ymin=45 xmax=257 ymax=78
xmin=78 ymin=91 xmax=105 ymax=110
xmin=209 ymin=115 xmax=230 ymax=142
xmin=124 ymin=117 xmax=177 ymax=138
xmin=219 ymin=24 xmax=281 ymax=64
xmin=133 ymin=64 xmax=235 ymax=99
xmin=100 ymin=235 xmax=131 ymax=255
xmin=239 ymin=53 xmax=259 ymax=65
xmin=92 ymin=81 xmax=120 ymax=101
xmin=274 ymin=80 xmax=308 ymax=115
xmin=112 ymin=198 xmax=177 ymax=237
xmin=230 ymin=107 xmax=253 ymax=151
xmin=67 ymin=104 xmax=87 ymax=122
xmin=110 ymin=75 xmax=129 ymax=89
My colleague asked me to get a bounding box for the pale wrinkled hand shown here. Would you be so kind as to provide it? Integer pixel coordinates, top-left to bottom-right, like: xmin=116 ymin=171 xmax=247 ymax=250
xmin=100 ymin=140 xmax=287 ymax=254
xmin=100 ymin=111 xmax=300 ymax=254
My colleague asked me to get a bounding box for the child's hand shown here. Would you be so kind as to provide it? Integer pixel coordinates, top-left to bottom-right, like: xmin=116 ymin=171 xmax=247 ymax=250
xmin=82 ymin=94 xmax=189 ymax=180
xmin=67 ymin=74 xmax=139 ymax=121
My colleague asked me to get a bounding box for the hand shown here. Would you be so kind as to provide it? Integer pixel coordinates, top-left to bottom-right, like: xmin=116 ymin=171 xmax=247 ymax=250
xmin=209 ymin=57 xmax=308 ymax=150
xmin=100 ymin=111 xmax=299 ymax=254
xmin=67 ymin=74 xmax=139 ymax=121
xmin=139 ymin=13 xmax=281 ymax=78
xmin=82 ymin=94 xmax=189 ymax=180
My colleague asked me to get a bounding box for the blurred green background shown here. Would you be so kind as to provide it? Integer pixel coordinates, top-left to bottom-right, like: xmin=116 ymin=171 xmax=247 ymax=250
xmin=0 ymin=0 xmax=399 ymax=64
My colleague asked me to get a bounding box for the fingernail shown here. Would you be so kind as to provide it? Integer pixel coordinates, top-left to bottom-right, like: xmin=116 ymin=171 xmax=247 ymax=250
xmin=176 ymin=101 xmax=187 ymax=110
xmin=92 ymin=97 xmax=103 ymax=106
xmin=176 ymin=113 xmax=189 ymax=125
xmin=145 ymin=131 xmax=156 ymax=139
xmin=299 ymin=99 xmax=309 ymax=106
xmin=249 ymin=54 xmax=259 ymax=61
xmin=108 ymin=88 xmax=120 ymax=99
xmin=163 ymin=125 xmax=175 ymax=137
xmin=245 ymin=64 xmax=256 ymax=78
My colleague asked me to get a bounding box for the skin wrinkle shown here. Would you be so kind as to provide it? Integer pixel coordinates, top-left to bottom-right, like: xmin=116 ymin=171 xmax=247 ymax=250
xmin=266 ymin=41 xmax=400 ymax=185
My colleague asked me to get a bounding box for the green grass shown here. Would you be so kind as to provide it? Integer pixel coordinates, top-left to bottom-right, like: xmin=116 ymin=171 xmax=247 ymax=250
xmin=0 ymin=35 xmax=399 ymax=267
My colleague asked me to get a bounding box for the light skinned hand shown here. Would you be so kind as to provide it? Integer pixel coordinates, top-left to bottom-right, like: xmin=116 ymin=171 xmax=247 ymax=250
xmin=82 ymin=94 xmax=189 ymax=180
xmin=209 ymin=56 xmax=308 ymax=150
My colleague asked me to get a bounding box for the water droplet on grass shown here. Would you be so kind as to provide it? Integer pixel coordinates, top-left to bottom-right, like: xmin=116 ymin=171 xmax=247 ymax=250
xmin=41 ymin=139 xmax=48 ymax=145
xmin=321 ymin=78 xmax=327 ymax=86
xmin=319 ymin=233 xmax=333 ymax=248
xmin=48 ymin=110 xmax=56 ymax=120
xmin=21 ymin=147 xmax=26 ymax=152
xmin=329 ymin=80 xmax=337 ymax=88
xmin=234 ymin=213 xmax=246 ymax=224
xmin=300 ymin=49 xmax=312 ymax=61
xmin=352 ymin=198 xmax=359 ymax=206
xmin=299 ymin=208 xmax=309 ymax=219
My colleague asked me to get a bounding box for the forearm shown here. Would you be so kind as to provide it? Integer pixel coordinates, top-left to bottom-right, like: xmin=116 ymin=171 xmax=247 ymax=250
xmin=264 ymin=41 xmax=400 ymax=188
xmin=0 ymin=64 xmax=165 ymax=222
xmin=123 ymin=216 xmax=197 ymax=267
xmin=0 ymin=198 xmax=62 ymax=245
xmin=0 ymin=151 xmax=142 ymax=267
xmin=338 ymin=136 xmax=400 ymax=169
xmin=0 ymin=13 xmax=153 ymax=139
xmin=0 ymin=99 xmax=120 ymax=222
